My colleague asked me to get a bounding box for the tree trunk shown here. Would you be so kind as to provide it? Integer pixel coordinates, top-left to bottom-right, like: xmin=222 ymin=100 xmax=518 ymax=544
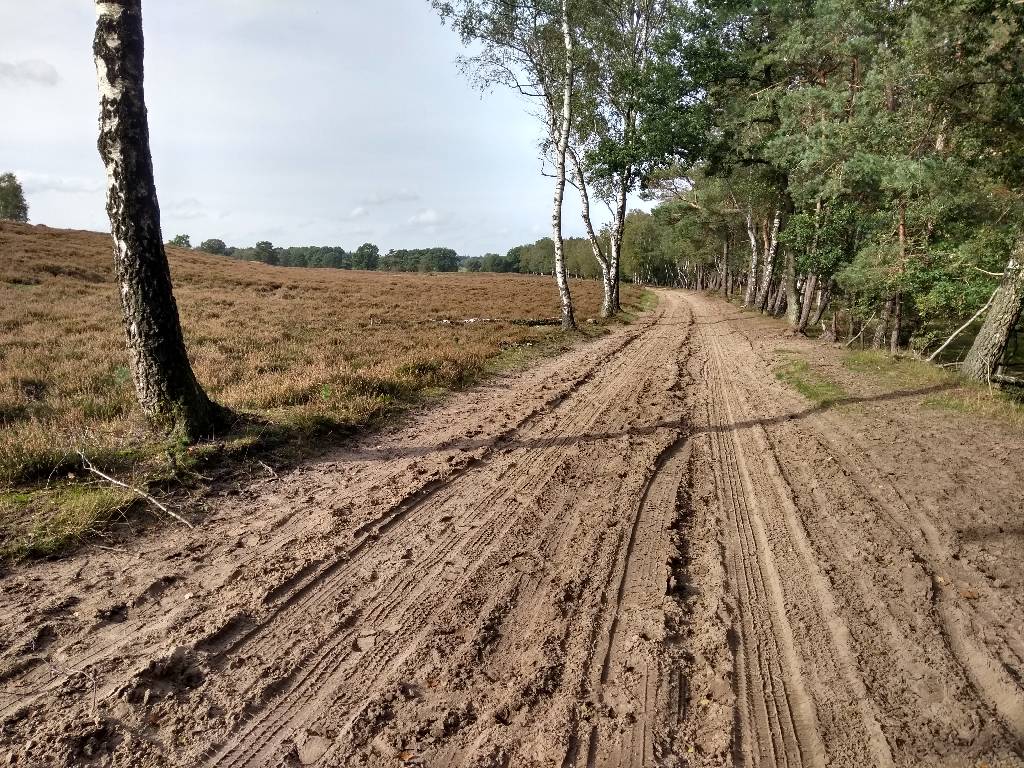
xmin=743 ymin=208 xmax=759 ymax=307
xmin=962 ymin=245 xmax=1024 ymax=382
xmin=785 ymin=251 xmax=801 ymax=328
xmin=94 ymin=0 xmax=225 ymax=441
xmin=609 ymin=177 xmax=628 ymax=313
xmin=756 ymin=208 xmax=782 ymax=311
xmin=550 ymin=0 xmax=575 ymax=331
xmin=810 ymin=277 xmax=833 ymax=326
xmin=771 ymin=278 xmax=787 ymax=316
xmin=872 ymin=295 xmax=895 ymax=349
xmin=797 ymin=273 xmax=818 ymax=333
xmin=889 ymin=293 xmax=902 ymax=354
xmin=570 ymin=150 xmax=612 ymax=318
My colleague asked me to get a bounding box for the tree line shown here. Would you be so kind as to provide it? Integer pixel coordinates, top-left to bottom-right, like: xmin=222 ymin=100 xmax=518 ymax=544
xmin=437 ymin=0 xmax=1024 ymax=384
xmin=626 ymin=0 xmax=1024 ymax=385
xmin=166 ymin=234 xmax=463 ymax=273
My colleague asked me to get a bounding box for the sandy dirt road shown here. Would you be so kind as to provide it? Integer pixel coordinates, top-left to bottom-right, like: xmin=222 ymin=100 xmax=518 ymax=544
xmin=1 ymin=291 xmax=1022 ymax=767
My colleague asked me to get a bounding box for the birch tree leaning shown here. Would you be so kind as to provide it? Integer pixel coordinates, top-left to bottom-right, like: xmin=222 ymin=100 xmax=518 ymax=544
xmin=961 ymin=242 xmax=1024 ymax=383
xmin=94 ymin=0 xmax=226 ymax=440
xmin=434 ymin=0 xmax=578 ymax=330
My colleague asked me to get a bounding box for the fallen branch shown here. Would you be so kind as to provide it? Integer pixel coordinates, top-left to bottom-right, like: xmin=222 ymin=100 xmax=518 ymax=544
xmin=77 ymin=451 xmax=194 ymax=529
xmin=927 ymin=287 xmax=998 ymax=362
xmin=992 ymin=373 xmax=1024 ymax=387
xmin=844 ymin=314 xmax=875 ymax=348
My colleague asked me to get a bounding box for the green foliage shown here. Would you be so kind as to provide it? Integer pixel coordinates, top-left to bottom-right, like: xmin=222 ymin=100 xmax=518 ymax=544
xmin=0 ymin=173 xmax=29 ymax=223
xmin=379 ymin=248 xmax=460 ymax=273
xmin=168 ymin=234 xmax=191 ymax=248
xmin=352 ymin=242 xmax=380 ymax=270
xmin=198 ymin=238 xmax=226 ymax=255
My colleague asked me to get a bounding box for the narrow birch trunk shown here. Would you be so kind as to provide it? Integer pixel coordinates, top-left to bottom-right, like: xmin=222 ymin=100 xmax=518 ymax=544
xmin=551 ymin=0 xmax=575 ymax=331
xmin=785 ymin=252 xmax=801 ymax=328
xmin=743 ymin=209 xmax=760 ymax=307
xmin=756 ymin=209 xmax=782 ymax=311
xmin=94 ymin=0 xmax=225 ymax=440
xmin=797 ymin=273 xmax=818 ymax=332
xmin=609 ymin=180 xmax=628 ymax=313
xmin=810 ymin=277 xmax=833 ymax=326
xmin=570 ymin=151 xmax=612 ymax=318
xmin=962 ymin=244 xmax=1024 ymax=382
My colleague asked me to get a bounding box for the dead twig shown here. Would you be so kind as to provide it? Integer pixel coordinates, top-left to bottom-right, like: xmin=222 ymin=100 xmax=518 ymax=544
xmin=258 ymin=460 xmax=278 ymax=479
xmin=77 ymin=451 xmax=194 ymax=529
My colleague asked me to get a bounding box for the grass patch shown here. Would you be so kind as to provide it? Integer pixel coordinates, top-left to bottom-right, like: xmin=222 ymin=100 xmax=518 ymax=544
xmin=0 ymin=485 xmax=136 ymax=561
xmin=843 ymin=350 xmax=948 ymax=388
xmin=843 ymin=350 xmax=1024 ymax=428
xmin=774 ymin=354 xmax=847 ymax=406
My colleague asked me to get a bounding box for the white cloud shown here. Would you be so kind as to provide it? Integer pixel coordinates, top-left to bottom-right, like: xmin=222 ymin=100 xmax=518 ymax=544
xmin=407 ymin=208 xmax=446 ymax=226
xmin=0 ymin=60 xmax=59 ymax=86
xmin=345 ymin=205 xmax=368 ymax=220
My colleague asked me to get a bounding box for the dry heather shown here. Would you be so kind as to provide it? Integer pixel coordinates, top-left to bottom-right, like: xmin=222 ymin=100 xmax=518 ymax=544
xmin=0 ymin=222 xmax=643 ymax=557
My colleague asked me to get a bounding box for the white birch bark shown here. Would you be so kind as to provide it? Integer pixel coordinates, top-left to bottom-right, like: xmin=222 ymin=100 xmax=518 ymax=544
xmin=551 ymin=0 xmax=575 ymax=331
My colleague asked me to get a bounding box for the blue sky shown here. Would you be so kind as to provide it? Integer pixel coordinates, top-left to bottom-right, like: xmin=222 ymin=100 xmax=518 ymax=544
xmin=1 ymin=0 xmax=644 ymax=256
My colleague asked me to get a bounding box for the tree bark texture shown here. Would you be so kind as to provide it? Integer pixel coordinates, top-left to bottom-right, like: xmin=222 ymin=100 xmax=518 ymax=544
xmin=797 ymin=273 xmax=817 ymax=333
xmin=570 ymin=151 xmax=613 ymax=318
xmin=785 ymin=251 xmax=801 ymax=328
xmin=94 ymin=0 xmax=224 ymax=440
xmin=963 ymin=245 xmax=1024 ymax=382
xmin=550 ymin=0 xmax=576 ymax=331
xmin=743 ymin=209 xmax=759 ymax=308
xmin=756 ymin=209 xmax=782 ymax=311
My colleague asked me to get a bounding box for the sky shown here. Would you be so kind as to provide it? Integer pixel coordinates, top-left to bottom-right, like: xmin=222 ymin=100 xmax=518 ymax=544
xmin=1 ymin=0 xmax=643 ymax=256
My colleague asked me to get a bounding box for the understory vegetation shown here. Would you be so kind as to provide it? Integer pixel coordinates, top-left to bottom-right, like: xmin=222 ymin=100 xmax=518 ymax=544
xmin=0 ymin=222 xmax=644 ymax=559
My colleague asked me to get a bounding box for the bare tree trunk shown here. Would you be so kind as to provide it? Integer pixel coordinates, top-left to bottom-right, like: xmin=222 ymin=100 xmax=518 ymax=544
xmin=551 ymin=0 xmax=575 ymax=331
xmin=963 ymin=245 xmax=1024 ymax=382
xmin=570 ymin=150 xmax=612 ymax=318
xmin=872 ymin=295 xmax=894 ymax=349
xmin=797 ymin=273 xmax=818 ymax=333
xmin=756 ymin=208 xmax=782 ymax=311
xmin=810 ymin=277 xmax=833 ymax=326
xmin=785 ymin=251 xmax=801 ymax=328
xmin=743 ymin=208 xmax=759 ymax=307
xmin=94 ymin=0 xmax=225 ymax=441
xmin=609 ymin=178 xmax=628 ymax=313
xmin=772 ymin=278 xmax=787 ymax=316
xmin=889 ymin=293 xmax=902 ymax=354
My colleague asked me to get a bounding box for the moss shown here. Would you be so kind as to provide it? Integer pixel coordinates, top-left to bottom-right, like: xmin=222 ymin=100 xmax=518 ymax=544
xmin=774 ymin=355 xmax=847 ymax=406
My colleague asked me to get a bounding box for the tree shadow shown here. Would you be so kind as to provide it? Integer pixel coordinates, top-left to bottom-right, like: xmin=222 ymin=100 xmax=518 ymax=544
xmin=341 ymin=382 xmax=956 ymax=463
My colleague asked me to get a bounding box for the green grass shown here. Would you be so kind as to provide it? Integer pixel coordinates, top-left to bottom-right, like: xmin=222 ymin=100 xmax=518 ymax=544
xmin=843 ymin=350 xmax=948 ymax=387
xmin=1 ymin=485 xmax=136 ymax=561
xmin=774 ymin=354 xmax=847 ymax=406
xmin=843 ymin=350 xmax=1024 ymax=428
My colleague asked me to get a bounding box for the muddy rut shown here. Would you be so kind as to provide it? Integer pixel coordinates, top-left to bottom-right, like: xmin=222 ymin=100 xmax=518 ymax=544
xmin=2 ymin=291 xmax=1022 ymax=767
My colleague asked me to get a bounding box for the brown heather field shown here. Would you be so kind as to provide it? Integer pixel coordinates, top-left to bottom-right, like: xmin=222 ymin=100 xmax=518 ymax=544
xmin=0 ymin=221 xmax=646 ymax=558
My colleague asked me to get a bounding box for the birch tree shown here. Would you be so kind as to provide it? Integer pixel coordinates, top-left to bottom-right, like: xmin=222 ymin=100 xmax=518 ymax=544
xmin=94 ymin=0 xmax=226 ymax=439
xmin=434 ymin=0 xmax=578 ymax=330
xmin=962 ymin=244 xmax=1024 ymax=382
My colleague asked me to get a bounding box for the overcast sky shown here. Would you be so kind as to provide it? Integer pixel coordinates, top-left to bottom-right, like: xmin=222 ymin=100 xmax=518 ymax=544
xmin=0 ymin=0 xmax=645 ymax=256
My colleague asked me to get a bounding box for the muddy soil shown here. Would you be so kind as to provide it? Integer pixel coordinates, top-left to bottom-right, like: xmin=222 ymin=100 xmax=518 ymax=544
xmin=1 ymin=291 xmax=1022 ymax=767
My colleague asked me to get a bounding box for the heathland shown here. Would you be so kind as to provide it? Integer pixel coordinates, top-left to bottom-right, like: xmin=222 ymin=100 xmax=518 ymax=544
xmin=0 ymin=221 xmax=643 ymax=559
